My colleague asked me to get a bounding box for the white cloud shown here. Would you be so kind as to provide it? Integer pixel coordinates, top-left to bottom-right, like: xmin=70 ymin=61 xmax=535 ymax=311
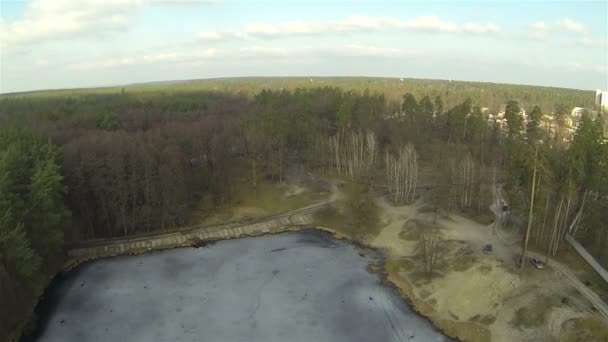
xmin=525 ymin=18 xmax=592 ymax=41
xmin=520 ymin=59 xmax=605 ymax=75
xmin=401 ymin=16 xmax=463 ymax=33
xmin=68 ymin=44 xmax=414 ymax=70
xmin=35 ymin=59 xmax=50 ymax=67
xmin=556 ymin=18 xmax=589 ymax=35
xmin=197 ymin=31 xmax=245 ymax=42
xmin=239 ymin=45 xmax=412 ymax=59
xmin=528 ymin=18 xmax=589 ymax=38
xmin=197 ymin=15 xmax=504 ymax=42
xmin=70 ymin=49 xmax=220 ymax=70
xmin=570 ymin=37 xmax=608 ymax=47
xmin=0 ymin=0 xmax=215 ymax=52
xmin=529 ymin=21 xmax=547 ymax=31
xmin=336 ymin=44 xmax=410 ymax=58
xmin=150 ymin=0 xmax=219 ymax=3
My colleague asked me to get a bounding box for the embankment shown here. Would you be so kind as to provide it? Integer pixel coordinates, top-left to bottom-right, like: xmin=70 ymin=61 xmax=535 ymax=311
xmin=67 ymin=203 xmax=325 ymax=261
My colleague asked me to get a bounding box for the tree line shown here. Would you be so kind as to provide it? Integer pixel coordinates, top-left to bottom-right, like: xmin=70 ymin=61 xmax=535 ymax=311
xmin=9 ymin=77 xmax=593 ymax=116
xmin=0 ymin=129 xmax=70 ymax=340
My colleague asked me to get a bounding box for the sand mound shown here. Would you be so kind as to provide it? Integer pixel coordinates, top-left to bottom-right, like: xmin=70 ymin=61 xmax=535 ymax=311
xmin=429 ymin=260 xmax=521 ymax=320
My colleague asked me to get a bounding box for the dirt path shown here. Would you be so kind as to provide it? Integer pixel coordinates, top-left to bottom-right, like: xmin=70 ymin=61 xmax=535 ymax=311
xmin=490 ymin=184 xmax=520 ymax=246
xmin=439 ymin=215 xmax=515 ymax=263
xmin=371 ymin=197 xmax=418 ymax=257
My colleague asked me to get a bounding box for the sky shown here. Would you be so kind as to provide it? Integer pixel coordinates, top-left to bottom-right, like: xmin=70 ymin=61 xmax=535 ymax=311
xmin=0 ymin=0 xmax=607 ymax=93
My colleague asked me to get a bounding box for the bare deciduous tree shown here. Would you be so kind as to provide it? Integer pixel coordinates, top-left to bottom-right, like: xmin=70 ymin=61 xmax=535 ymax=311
xmin=385 ymin=144 xmax=418 ymax=204
xmin=459 ymin=153 xmax=476 ymax=209
xmin=329 ymin=129 xmax=377 ymax=181
xmin=419 ymin=225 xmax=442 ymax=277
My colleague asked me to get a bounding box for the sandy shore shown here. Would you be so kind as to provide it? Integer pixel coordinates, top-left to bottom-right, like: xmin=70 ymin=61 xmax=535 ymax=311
xmin=363 ymin=195 xmax=608 ymax=342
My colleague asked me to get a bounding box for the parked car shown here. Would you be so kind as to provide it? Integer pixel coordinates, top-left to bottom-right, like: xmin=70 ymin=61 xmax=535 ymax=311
xmin=483 ymin=244 xmax=493 ymax=254
xmin=530 ymin=257 xmax=545 ymax=269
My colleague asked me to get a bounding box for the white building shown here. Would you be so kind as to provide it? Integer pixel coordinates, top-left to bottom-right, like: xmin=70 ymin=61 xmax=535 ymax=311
xmin=596 ymin=89 xmax=608 ymax=109
xmin=571 ymin=107 xmax=585 ymax=117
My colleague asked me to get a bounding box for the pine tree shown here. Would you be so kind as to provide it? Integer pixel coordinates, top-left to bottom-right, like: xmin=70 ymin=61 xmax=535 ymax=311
xmin=27 ymin=149 xmax=70 ymax=261
xmin=505 ymin=100 xmax=523 ymax=137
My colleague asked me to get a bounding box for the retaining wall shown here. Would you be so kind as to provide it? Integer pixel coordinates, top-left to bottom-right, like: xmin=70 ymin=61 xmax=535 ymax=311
xmin=68 ymin=207 xmax=322 ymax=260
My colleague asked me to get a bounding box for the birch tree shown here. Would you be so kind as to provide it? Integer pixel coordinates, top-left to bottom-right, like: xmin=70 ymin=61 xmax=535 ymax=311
xmin=329 ymin=130 xmax=377 ymax=181
xmin=459 ymin=153 xmax=476 ymax=209
xmin=385 ymin=144 xmax=418 ymax=204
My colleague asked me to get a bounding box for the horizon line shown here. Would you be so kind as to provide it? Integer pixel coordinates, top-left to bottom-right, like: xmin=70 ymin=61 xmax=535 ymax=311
xmin=0 ymin=75 xmax=597 ymax=96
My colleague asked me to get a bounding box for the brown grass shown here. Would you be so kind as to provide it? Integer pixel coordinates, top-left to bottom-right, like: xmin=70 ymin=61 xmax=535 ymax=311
xmin=549 ymin=244 xmax=608 ymax=299
xmin=560 ymin=315 xmax=608 ymax=342
xmin=510 ymin=295 xmax=560 ymax=329
xmin=398 ymin=219 xmax=420 ymax=240
xmin=398 ymin=218 xmax=438 ymax=241
xmin=236 ymin=182 xmax=327 ymax=213
xmin=470 ymin=314 xmax=497 ymax=326
xmin=198 ymin=179 xmax=328 ymax=224
xmin=384 ymin=258 xmax=415 ymax=275
xmin=459 ymin=207 xmax=495 ymax=225
xmin=314 ymin=183 xmax=380 ymax=240
xmin=478 ymin=264 xmax=493 ymax=274
xmin=451 ymin=254 xmax=479 ymax=272
xmin=384 ymin=269 xmax=492 ymax=342
xmin=314 ymin=206 xmax=350 ymax=233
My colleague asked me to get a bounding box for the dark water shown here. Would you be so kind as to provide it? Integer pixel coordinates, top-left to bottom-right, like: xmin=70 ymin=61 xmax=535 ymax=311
xmin=31 ymin=230 xmax=452 ymax=342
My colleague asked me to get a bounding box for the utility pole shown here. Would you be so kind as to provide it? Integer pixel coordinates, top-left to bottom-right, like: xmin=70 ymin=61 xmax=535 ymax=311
xmin=521 ymin=143 xmax=539 ymax=271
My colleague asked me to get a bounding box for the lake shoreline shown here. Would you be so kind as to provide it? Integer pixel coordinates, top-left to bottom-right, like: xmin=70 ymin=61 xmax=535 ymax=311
xmin=20 ymin=225 xmax=460 ymax=342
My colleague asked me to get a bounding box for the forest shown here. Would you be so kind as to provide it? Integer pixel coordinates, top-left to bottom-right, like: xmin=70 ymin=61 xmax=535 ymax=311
xmin=0 ymin=78 xmax=606 ymax=340
xmin=12 ymin=77 xmax=594 ymax=116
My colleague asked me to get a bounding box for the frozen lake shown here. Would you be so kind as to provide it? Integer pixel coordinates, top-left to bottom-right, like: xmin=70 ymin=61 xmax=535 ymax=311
xmin=31 ymin=230 xmax=452 ymax=342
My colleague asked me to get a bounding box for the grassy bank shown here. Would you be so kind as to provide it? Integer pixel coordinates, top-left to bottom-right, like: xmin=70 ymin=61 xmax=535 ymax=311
xmin=196 ymin=179 xmax=329 ymax=225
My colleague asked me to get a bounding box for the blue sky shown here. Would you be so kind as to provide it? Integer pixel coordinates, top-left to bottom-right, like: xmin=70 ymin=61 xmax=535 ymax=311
xmin=0 ymin=0 xmax=606 ymax=93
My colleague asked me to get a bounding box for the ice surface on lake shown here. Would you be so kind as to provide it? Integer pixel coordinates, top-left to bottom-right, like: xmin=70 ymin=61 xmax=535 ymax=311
xmin=36 ymin=231 xmax=452 ymax=342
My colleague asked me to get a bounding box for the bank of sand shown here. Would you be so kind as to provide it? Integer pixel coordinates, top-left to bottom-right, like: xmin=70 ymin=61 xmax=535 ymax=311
xmin=367 ymin=195 xmax=607 ymax=342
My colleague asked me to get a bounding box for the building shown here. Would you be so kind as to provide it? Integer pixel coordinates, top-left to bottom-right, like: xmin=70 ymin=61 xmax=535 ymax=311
xmin=540 ymin=114 xmax=556 ymax=136
xmin=519 ymin=108 xmax=528 ymax=127
xmin=571 ymin=107 xmax=585 ymax=117
xmin=596 ymin=89 xmax=608 ymax=109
